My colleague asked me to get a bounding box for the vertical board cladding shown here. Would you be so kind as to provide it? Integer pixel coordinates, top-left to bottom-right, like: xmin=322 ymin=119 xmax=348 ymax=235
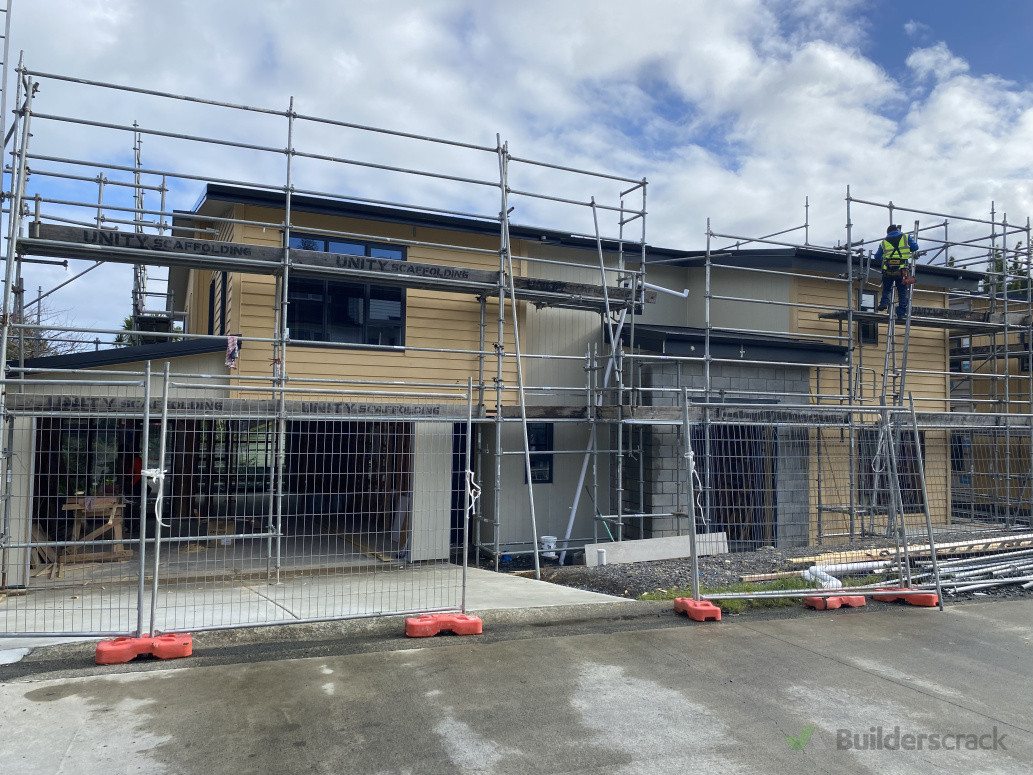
xmin=480 ymin=422 xmax=607 ymax=549
xmin=409 ymin=422 xmax=452 ymax=562
xmin=2 ymin=416 xmax=34 ymax=587
xmin=518 ymin=241 xmax=609 ymax=405
xmin=700 ymin=268 xmax=793 ymax=333
xmin=200 ymin=205 xmax=525 ymax=406
xmin=185 ymin=268 xmax=211 ymax=338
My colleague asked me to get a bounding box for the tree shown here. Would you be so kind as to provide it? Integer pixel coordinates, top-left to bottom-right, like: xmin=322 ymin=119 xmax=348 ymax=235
xmin=2 ymin=303 xmax=95 ymax=361
xmin=113 ymin=315 xmax=183 ymax=347
xmin=113 ymin=316 xmax=136 ymax=347
xmin=982 ymin=245 xmax=1030 ymax=298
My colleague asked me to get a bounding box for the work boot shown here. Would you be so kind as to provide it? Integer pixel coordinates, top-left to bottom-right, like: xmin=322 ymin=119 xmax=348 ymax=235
xmin=877 ymin=304 xmax=888 ymax=312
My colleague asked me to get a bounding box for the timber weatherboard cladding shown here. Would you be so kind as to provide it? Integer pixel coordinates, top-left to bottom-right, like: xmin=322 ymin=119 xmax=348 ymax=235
xmin=202 ymin=205 xmax=524 ymax=405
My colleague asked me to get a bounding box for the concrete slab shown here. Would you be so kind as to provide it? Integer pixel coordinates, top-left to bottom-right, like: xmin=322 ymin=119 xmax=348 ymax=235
xmin=0 ymin=564 xmax=625 ymax=662
xmin=585 ymin=531 xmax=728 ymax=566
xmin=462 ymin=567 xmax=625 ymax=610
xmin=1 ymin=599 xmax=1029 ymax=774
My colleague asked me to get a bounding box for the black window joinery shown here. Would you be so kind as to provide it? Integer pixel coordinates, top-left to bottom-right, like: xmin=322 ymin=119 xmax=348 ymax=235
xmin=526 ymin=422 xmax=554 ymax=484
xmin=287 ymin=236 xmax=405 ymax=347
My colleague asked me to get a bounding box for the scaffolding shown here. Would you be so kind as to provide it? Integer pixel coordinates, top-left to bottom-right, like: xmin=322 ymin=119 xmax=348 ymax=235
xmin=1 ymin=60 xmax=1032 ymax=616
xmin=0 ymin=63 xmax=652 ymax=594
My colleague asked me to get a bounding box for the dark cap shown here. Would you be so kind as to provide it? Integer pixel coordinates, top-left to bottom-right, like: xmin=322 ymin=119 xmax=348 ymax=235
xmin=887 ymin=224 xmax=900 ymax=234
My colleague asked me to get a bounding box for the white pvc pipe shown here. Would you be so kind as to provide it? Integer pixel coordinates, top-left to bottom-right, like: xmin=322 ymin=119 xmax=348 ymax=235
xmin=643 ymin=282 xmax=690 ymax=299
xmin=814 ymin=560 xmax=892 ymax=575
xmin=802 ymin=567 xmax=844 ymax=589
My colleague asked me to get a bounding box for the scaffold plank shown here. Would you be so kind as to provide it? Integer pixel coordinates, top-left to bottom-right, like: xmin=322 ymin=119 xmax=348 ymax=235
xmin=20 ymin=223 xmax=650 ymax=311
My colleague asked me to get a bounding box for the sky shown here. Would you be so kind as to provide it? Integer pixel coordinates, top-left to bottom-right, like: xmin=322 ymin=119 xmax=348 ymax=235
xmin=4 ymin=0 xmax=1033 ymax=337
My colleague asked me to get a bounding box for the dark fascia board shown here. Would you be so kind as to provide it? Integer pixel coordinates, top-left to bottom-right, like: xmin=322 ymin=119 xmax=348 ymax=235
xmin=189 ymin=184 xmax=691 ymax=262
xmin=11 ymin=339 xmax=229 ymax=372
xmin=627 ymin=323 xmax=848 ymax=365
xmin=656 ymin=247 xmax=983 ymax=291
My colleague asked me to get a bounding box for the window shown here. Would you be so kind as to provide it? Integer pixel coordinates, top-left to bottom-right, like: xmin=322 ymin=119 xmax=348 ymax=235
xmin=287 ymin=235 xmax=405 ymax=347
xmin=208 ymin=271 xmax=228 ymax=336
xmin=857 ymin=290 xmax=878 ymax=345
xmin=526 ymin=423 xmax=554 ymax=484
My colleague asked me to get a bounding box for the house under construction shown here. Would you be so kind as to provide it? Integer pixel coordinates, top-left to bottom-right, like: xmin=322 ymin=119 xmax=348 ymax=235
xmin=2 ymin=63 xmax=1032 ymax=635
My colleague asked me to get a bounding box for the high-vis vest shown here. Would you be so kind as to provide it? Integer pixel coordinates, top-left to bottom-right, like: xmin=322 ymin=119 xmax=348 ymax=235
xmin=881 ymin=234 xmax=911 ymax=274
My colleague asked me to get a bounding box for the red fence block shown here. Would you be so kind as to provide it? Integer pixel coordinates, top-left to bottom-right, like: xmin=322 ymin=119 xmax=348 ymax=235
xmin=405 ymin=613 xmax=483 ymax=638
xmin=95 ymin=634 xmax=193 ymax=665
xmin=872 ymin=589 xmax=939 ymax=607
xmin=673 ymin=598 xmax=722 ymax=622
xmin=804 ymin=595 xmax=866 ymax=610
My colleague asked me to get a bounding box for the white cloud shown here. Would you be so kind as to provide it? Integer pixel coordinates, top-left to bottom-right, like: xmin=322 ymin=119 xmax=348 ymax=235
xmin=906 ymin=42 xmax=970 ymax=82
xmin=904 ymin=19 xmax=932 ymax=40
xmin=5 ymin=0 xmax=1033 ymax=332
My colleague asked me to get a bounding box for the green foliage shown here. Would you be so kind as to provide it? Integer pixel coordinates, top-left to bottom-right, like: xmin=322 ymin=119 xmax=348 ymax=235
xmin=641 ymin=571 xmax=892 ymax=613
xmin=640 ymin=576 xmax=812 ymax=612
xmin=982 ymin=244 xmax=1030 ymax=297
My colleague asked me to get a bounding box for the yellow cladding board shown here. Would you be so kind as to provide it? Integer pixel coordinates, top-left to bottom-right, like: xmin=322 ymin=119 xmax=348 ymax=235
xmin=189 ymin=204 xmax=523 ymax=406
xmin=792 ymin=276 xmax=950 ymax=411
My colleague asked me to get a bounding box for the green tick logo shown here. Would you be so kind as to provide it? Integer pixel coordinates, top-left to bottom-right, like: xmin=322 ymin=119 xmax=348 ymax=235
xmin=786 ymin=726 xmax=815 ymax=750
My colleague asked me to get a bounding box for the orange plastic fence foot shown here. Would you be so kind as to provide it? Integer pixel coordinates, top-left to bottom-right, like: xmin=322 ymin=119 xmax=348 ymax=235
xmin=872 ymin=588 xmax=939 ymax=607
xmin=673 ymin=598 xmax=722 ymax=622
xmin=95 ymin=634 xmax=193 ymax=665
xmin=405 ymin=613 xmax=483 ymax=638
xmin=804 ymin=595 xmax=866 ymax=610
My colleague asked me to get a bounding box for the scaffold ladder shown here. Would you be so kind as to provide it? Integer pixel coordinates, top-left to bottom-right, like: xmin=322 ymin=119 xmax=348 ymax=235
xmin=880 ymin=222 xmax=920 ymax=406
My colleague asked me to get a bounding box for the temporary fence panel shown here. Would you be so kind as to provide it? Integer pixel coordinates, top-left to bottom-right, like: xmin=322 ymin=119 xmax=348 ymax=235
xmin=0 ymin=380 xmax=153 ymax=637
xmin=680 ymin=396 xmax=944 ymax=603
xmin=148 ymin=377 xmax=473 ymax=634
xmin=915 ymin=407 xmax=1033 ymax=597
xmin=0 ymin=370 xmax=473 ymax=637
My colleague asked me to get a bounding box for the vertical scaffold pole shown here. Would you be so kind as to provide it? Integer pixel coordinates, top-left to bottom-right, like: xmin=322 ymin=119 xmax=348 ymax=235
xmin=148 ymin=362 xmax=171 ymax=635
xmin=0 ymin=69 xmax=32 ymax=563
xmin=272 ymin=96 xmax=295 ymax=583
xmin=702 ymin=218 xmax=713 ymax=532
xmin=1002 ymin=213 xmax=1013 ymax=524
xmin=497 ymin=137 xmax=540 ymax=579
xmin=682 ymin=388 xmax=700 ymax=601
xmin=135 ymin=361 xmax=151 ymax=637
xmin=461 ymin=377 xmax=473 ymax=612
xmin=908 ymin=393 xmax=944 ymax=610
xmin=845 ymin=185 xmax=856 ymax=538
xmin=1026 ymin=218 xmax=1033 ymax=515
xmin=491 ymin=138 xmax=506 ymax=571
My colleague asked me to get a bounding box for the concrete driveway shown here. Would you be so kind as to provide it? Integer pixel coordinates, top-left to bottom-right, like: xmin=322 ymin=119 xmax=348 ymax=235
xmin=1 ymin=598 xmax=1030 ymax=774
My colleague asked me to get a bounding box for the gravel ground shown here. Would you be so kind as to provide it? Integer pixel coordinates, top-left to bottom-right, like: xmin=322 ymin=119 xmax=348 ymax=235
xmin=504 ymin=529 xmax=1033 ymax=603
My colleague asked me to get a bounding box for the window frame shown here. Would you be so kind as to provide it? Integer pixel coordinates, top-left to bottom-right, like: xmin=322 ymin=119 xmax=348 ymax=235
xmin=286 ymin=234 xmax=406 ymax=348
xmin=857 ymin=289 xmax=878 ymax=345
xmin=526 ymin=422 xmax=554 ymax=484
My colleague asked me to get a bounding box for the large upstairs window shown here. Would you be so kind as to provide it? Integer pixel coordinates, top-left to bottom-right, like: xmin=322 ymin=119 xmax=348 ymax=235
xmin=287 ymin=235 xmax=405 ymax=347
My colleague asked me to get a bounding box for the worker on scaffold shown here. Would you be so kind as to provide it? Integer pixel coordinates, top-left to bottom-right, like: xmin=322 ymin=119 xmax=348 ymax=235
xmin=875 ymin=224 xmax=919 ymax=321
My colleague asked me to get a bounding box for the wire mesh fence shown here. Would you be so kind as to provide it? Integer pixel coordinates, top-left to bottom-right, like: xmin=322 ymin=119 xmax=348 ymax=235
xmin=0 ymin=367 xmax=473 ymax=636
xmin=671 ymin=395 xmax=1033 ymax=605
xmin=0 ymin=378 xmax=150 ymax=636
xmin=924 ymin=415 xmax=1033 ymax=596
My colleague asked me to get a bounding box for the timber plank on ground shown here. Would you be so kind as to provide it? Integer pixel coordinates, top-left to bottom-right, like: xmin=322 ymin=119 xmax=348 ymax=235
xmin=786 ymin=532 xmax=1033 ymax=566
